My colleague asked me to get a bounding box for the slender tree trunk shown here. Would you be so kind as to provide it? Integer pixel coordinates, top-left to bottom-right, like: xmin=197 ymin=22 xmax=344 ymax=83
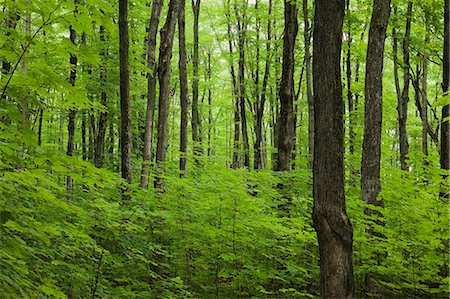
xmin=346 ymin=0 xmax=355 ymax=156
xmin=207 ymin=50 xmax=213 ymax=156
xmin=421 ymin=35 xmax=429 ymax=162
xmin=235 ymin=1 xmax=250 ymax=169
xmin=36 ymin=108 xmax=43 ymax=146
xmin=398 ymin=1 xmax=412 ymax=171
xmin=360 ymin=0 xmax=391 ymax=295
xmin=140 ymin=0 xmax=163 ymax=188
xmin=274 ymin=0 xmax=297 ymax=171
xmin=441 ymin=0 xmax=449 ymax=198
xmin=192 ymin=0 xmax=203 ymax=156
xmin=179 ymin=0 xmax=189 ymax=177
xmin=303 ymin=0 xmax=313 ymax=170
xmin=312 ymin=0 xmax=353 ymax=297
xmin=88 ymin=112 xmax=95 ymax=161
xmin=66 ymin=21 xmax=78 ymax=192
xmin=226 ymin=0 xmax=240 ymax=169
xmin=154 ymin=0 xmax=180 ymax=190
xmin=94 ymin=25 xmax=108 ymax=168
xmin=82 ymin=110 xmax=86 ymax=160
xmin=119 ymin=0 xmax=132 ymax=194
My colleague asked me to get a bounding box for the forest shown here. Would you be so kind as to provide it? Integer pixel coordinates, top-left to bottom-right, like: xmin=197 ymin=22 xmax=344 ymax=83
xmin=0 ymin=0 xmax=449 ymax=297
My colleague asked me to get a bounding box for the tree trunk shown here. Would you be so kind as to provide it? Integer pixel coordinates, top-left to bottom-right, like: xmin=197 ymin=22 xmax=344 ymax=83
xmin=179 ymin=0 xmax=189 ymax=177
xmin=154 ymin=0 xmax=180 ymax=190
xmin=274 ymin=0 xmax=297 ymax=171
xmin=398 ymin=1 xmax=412 ymax=171
xmin=140 ymin=0 xmax=163 ymax=188
xmin=192 ymin=0 xmax=203 ymax=156
xmin=207 ymin=50 xmax=213 ymax=157
xmin=441 ymin=0 xmax=449 ymax=198
xmin=81 ymin=110 xmax=87 ymax=160
xmin=119 ymin=0 xmax=132 ymax=193
xmin=94 ymin=25 xmax=108 ymax=168
xmin=312 ymin=0 xmax=353 ymax=297
xmin=66 ymin=22 xmax=78 ymax=192
xmin=303 ymin=0 xmax=314 ymax=170
xmin=235 ymin=1 xmax=250 ymax=169
xmin=38 ymin=108 xmax=43 ymax=146
xmin=226 ymin=0 xmax=240 ymax=169
xmin=360 ymin=0 xmax=391 ymax=295
xmin=421 ymin=36 xmax=429 ymax=162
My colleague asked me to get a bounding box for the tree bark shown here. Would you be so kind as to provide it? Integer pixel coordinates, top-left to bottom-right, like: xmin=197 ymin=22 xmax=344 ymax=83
xmin=38 ymin=108 xmax=43 ymax=146
xmin=66 ymin=21 xmax=77 ymax=192
xmin=179 ymin=0 xmax=189 ymax=177
xmin=94 ymin=25 xmax=108 ymax=168
xmin=360 ymin=0 xmax=391 ymax=295
xmin=192 ymin=0 xmax=203 ymax=156
xmin=274 ymin=0 xmax=297 ymax=171
xmin=235 ymin=1 xmax=250 ymax=169
xmin=441 ymin=0 xmax=449 ymax=198
xmin=312 ymin=0 xmax=353 ymax=297
xmin=140 ymin=0 xmax=163 ymax=188
xmin=119 ymin=0 xmax=132 ymax=193
xmin=154 ymin=0 xmax=180 ymax=190
xmin=398 ymin=2 xmax=412 ymax=171
xmin=303 ymin=0 xmax=313 ymax=170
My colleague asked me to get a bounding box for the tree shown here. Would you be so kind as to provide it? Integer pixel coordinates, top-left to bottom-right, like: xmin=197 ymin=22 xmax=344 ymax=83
xmin=154 ymin=0 xmax=180 ymax=190
xmin=119 ymin=0 xmax=132 ymax=192
xmin=441 ymin=0 xmax=449 ymax=198
xmin=192 ymin=0 xmax=202 ymax=157
xmin=66 ymin=7 xmax=78 ymax=192
xmin=274 ymin=0 xmax=297 ymax=171
xmin=398 ymin=2 xmax=413 ymax=171
xmin=360 ymin=0 xmax=391 ymax=295
xmin=94 ymin=25 xmax=108 ymax=168
xmin=312 ymin=0 xmax=353 ymax=297
xmin=179 ymin=0 xmax=189 ymax=177
xmin=140 ymin=0 xmax=164 ymax=188
xmin=303 ymin=0 xmax=313 ymax=169
xmin=235 ymin=0 xmax=250 ymax=169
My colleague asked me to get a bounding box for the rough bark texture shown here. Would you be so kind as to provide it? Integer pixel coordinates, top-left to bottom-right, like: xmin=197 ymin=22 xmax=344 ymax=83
xmin=192 ymin=0 xmax=203 ymax=156
xmin=360 ymin=0 xmax=391 ymax=295
xmin=119 ymin=0 xmax=132 ymax=189
xmin=274 ymin=0 xmax=297 ymax=171
xmin=179 ymin=0 xmax=189 ymax=177
xmin=398 ymin=2 xmax=412 ymax=171
xmin=66 ymin=23 xmax=77 ymax=192
xmin=303 ymin=0 xmax=313 ymax=170
xmin=140 ymin=0 xmax=163 ymax=188
xmin=312 ymin=0 xmax=354 ymax=297
xmin=154 ymin=0 xmax=179 ymax=191
xmin=441 ymin=0 xmax=449 ymax=198
xmin=94 ymin=25 xmax=108 ymax=168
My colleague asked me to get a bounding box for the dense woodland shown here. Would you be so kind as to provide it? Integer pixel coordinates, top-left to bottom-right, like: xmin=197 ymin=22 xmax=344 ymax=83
xmin=0 ymin=0 xmax=449 ymax=297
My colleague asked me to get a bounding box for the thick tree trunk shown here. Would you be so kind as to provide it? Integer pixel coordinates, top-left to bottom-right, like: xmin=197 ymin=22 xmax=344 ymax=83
xmin=312 ymin=0 xmax=353 ymax=297
xmin=66 ymin=23 xmax=78 ymax=192
xmin=119 ymin=0 xmax=132 ymax=192
xmin=94 ymin=25 xmax=108 ymax=168
xmin=179 ymin=0 xmax=189 ymax=177
xmin=360 ymin=0 xmax=391 ymax=295
xmin=441 ymin=0 xmax=449 ymax=198
xmin=274 ymin=0 xmax=297 ymax=171
xmin=303 ymin=0 xmax=313 ymax=170
xmin=154 ymin=0 xmax=180 ymax=190
xmin=192 ymin=0 xmax=203 ymax=156
xmin=140 ymin=0 xmax=163 ymax=188
xmin=398 ymin=2 xmax=412 ymax=171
